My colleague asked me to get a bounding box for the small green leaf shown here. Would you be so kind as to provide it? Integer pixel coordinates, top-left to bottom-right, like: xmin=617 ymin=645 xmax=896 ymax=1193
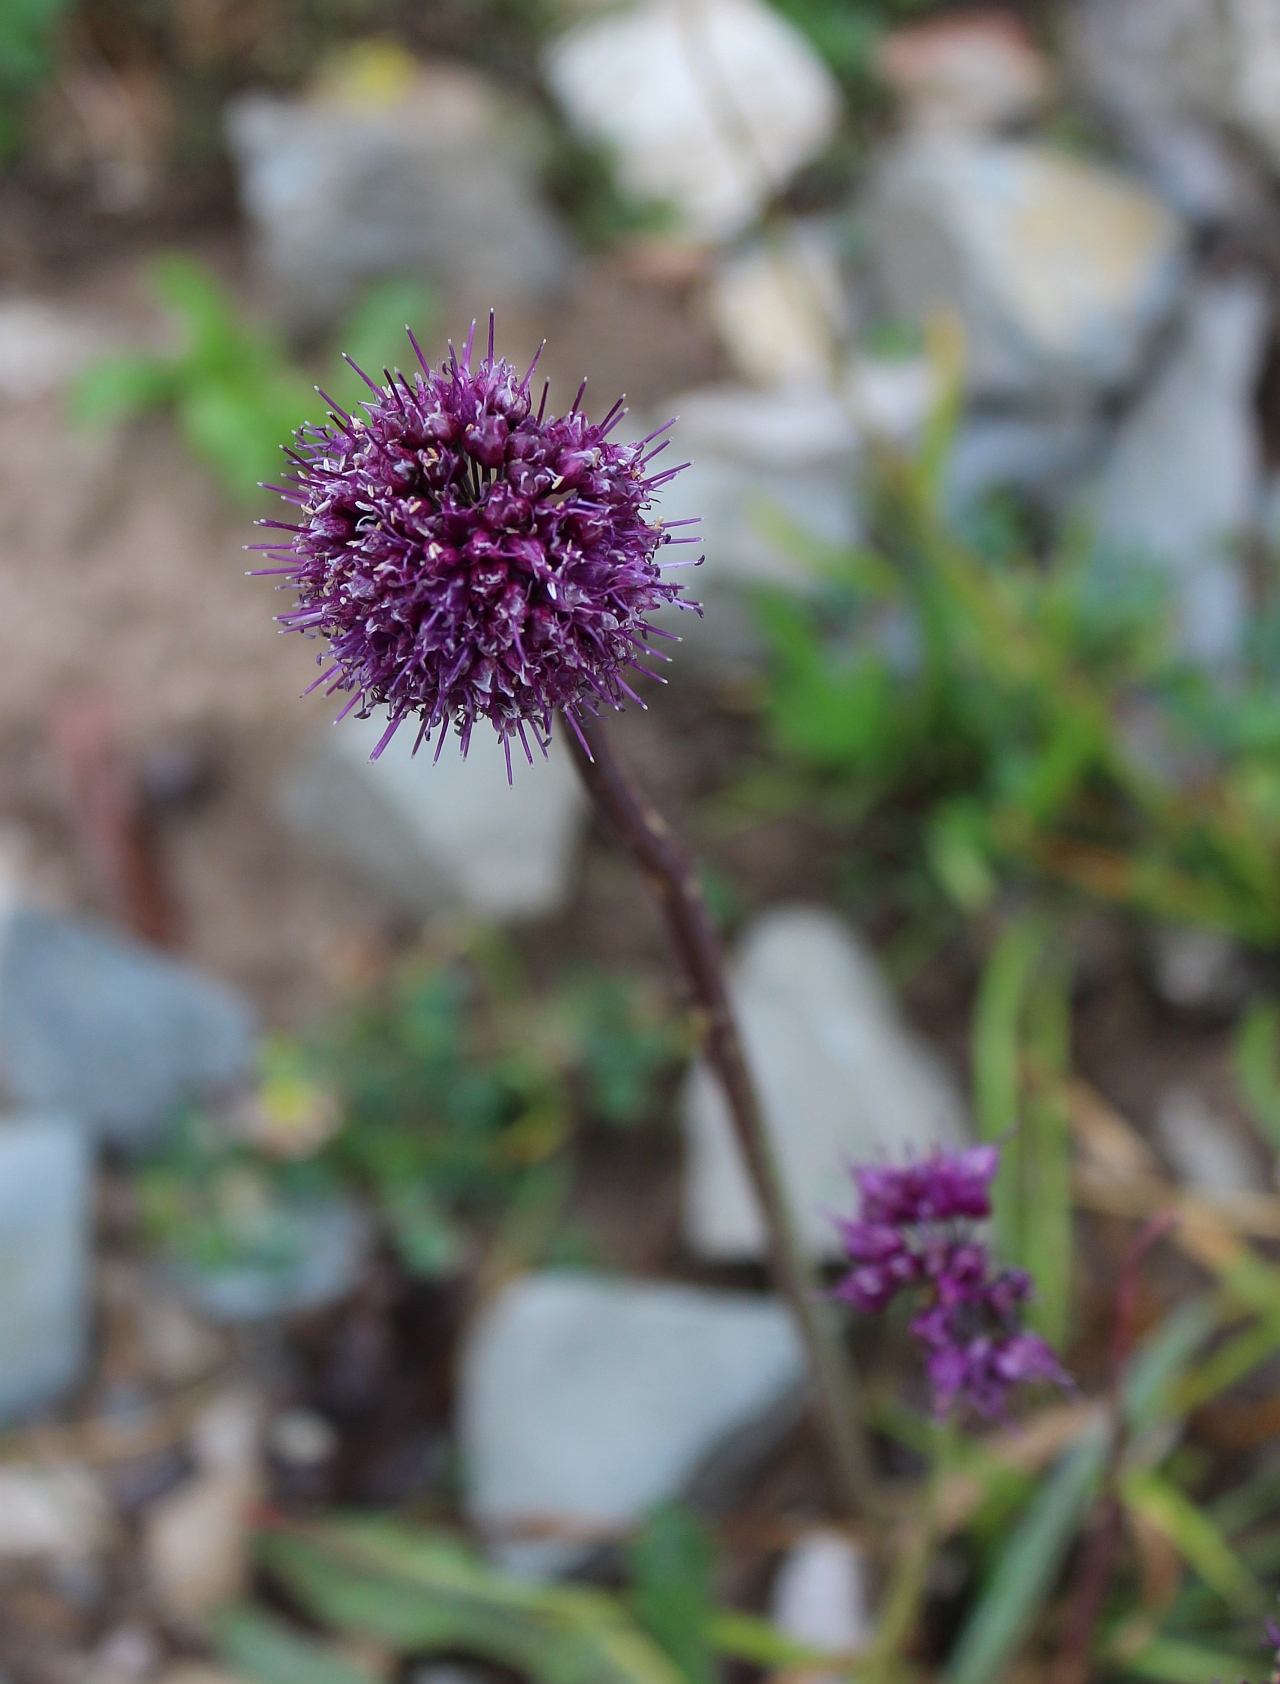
xmin=943 ymin=1421 xmax=1108 ymax=1684
xmin=627 ymin=1503 xmax=716 ymax=1684
xmin=1121 ymin=1469 xmax=1262 ymax=1612
xmin=1234 ymin=1000 xmax=1280 ymax=1154
xmin=1119 ymin=1634 xmax=1265 ymax=1684
xmin=214 ymin=1605 xmax=381 ymax=1684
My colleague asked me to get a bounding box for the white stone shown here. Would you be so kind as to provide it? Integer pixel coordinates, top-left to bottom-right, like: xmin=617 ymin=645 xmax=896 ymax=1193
xmin=1093 ymin=278 xmax=1268 ymax=665
xmin=0 ymin=1464 xmax=111 ymax=1560
xmin=877 ymin=11 xmax=1051 ymax=137
xmin=225 ymin=56 xmax=571 ymax=336
xmin=189 ymin=1388 xmax=264 ymax=1477
xmin=843 ymin=355 xmax=939 ymax=448
xmin=867 ymin=137 xmax=1187 ymax=405
xmin=708 ymin=225 xmax=847 ymax=388
xmin=460 ymin=1271 xmax=805 ymax=1576
xmin=770 ymin=1529 xmax=873 ymax=1665
xmin=647 ymin=386 xmax=859 ymax=669
xmin=277 ymin=712 xmax=586 ymax=923
xmin=682 ymin=906 xmax=968 ymax=1261
xmin=0 ymin=1118 xmax=90 ymax=1421
xmin=143 ymin=1469 xmax=258 ymax=1634
xmin=1156 ymin=1086 xmax=1263 ymax=1195
xmin=544 ymin=0 xmax=841 ymax=244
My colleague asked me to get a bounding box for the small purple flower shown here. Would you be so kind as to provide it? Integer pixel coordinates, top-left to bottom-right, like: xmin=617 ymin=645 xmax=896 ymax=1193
xmin=854 ymin=1144 xmax=999 ymax=1226
xmin=254 ymin=315 xmax=700 ymax=776
xmin=835 ymin=1145 xmax=1071 ymax=1420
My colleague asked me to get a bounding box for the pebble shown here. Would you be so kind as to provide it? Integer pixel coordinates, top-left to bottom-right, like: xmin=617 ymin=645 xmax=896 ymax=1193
xmin=1093 ymin=278 xmax=1268 ymax=665
xmin=276 ymin=711 xmax=586 ymax=925
xmin=225 ymin=50 xmax=570 ymax=336
xmin=682 ymin=905 xmax=968 ymax=1260
xmin=1155 ymin=1086 xmax=1264 ymax=1196
xmin=0 ymin=1118 xmax=91 ymax=1422
xmin=867 ymin=136 xmax=1187 ymax=406
xmin=459 ymin=1271 xmax=805 ymax=1577
xmin=770 ymin=1529 xmax=874 ymax=1664
xmin=544 ymin=0 xmax=841 ymax=243
xmin=877 ymin=10 xmax=1052 ymax=136
xmin=0 ymin=906 xmax=256 ymax=1153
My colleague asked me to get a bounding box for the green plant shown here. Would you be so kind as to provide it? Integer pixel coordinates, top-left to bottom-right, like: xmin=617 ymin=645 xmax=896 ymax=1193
xmin=312 ymin=943 xmax=687 ymax=1278
xmin=0 ymin=0 xmax=73 ymax=162
xmin=217 ymin=1510 xmax=841 ymax=1684
xmin=72 ymin=259 xmax=438 ymax=504
xmin=748 ymin=380 xmax=1280 ymax=949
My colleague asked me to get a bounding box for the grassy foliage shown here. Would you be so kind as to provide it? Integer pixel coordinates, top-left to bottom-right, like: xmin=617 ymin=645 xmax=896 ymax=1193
xmin=139 ymin=943 xmax=688 ymax=1283
xmin=72 ymin=258 xmax=438 ymax=504
xmin=750 ymin=395 xmax=1280 ymax=947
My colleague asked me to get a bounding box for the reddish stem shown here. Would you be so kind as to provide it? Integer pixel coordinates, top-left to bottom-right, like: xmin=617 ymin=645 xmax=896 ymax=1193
xmin=563 ymin=709 xmax=874 ymax=1515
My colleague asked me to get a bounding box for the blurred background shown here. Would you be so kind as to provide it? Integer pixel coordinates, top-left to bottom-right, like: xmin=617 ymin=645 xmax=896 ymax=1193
xmin=12 ymin=0 xmax=1280 ymax=1680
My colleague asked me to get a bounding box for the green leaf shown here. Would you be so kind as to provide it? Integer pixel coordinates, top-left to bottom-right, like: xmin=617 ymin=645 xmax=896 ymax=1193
xmin=1119 ymin=1634 xmax=1265 ymax=1684
xmin=1020 ymin=960 xmax=1073 ymax=1346
xmin=943 ymin=1420 xmax=1109 ymax=1684
xmin=707 ymin=1609 xmax=844 ymax=1670
xmin=1121 ymin=1294 xmax=1219 ymax=1431
xmin=971 ymin=911 xmax=1050 ymax=1265
xmin=70 ymin=354 xmax=180 ymax=425
xmin=259 ymin=1517 xmax=687 ymax=1684
xmin=336 ymin=276 xmax=438 ymax=402
xmin=627 ymin=1504 xmax=716 ymax=1684
xmin=214 ymin=1605 xmax=381 ymax=1684
xmin=1234 ymin=1000 xmax=1280 ymax=1154
xmin=1121 ymin=1469 xmax=1262 ymax=1612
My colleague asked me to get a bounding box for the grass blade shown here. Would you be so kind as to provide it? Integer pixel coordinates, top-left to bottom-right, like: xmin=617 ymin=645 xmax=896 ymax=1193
xmin=943 ymin=1419 xmax=1108 ymax=1684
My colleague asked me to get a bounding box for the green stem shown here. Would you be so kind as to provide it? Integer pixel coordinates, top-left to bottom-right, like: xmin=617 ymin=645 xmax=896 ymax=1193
xmin=866 ymin=1419 xmax=955 ymax=1676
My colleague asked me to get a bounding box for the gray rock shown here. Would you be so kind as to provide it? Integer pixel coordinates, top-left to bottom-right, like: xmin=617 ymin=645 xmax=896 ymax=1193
xmin=944 ymin=411 xmax=1108 ymax=518
xmin=646 ymin=386 xmax=859 ymax=671
xmin=225 ymin=61 xmax=571 ymax=338
xmin=1069 ymin=0 xmax=1280 ymax=212
xmin=0 ymin=909 xmax=256 ymax=1152
xmin=543 ymin=0 xmax=841 ymax=245
xmin=1093 ymin=278 xmax=1269 ymax=665
xmin=277 ymin=711 xmax=586 ymax=924
xmin=0 ymin=1118 xmax=90 ymax=1422
xmin=866 ymin=136 xmax=1187 ymax=405
xmin=1156 ymin=1085 xmax=1264 ymax=1195
xmin=459 ymin=1271 xmax=805 ymax=1576
xmin=681 ymin=905 xmax=968 ymax=1261
xmin=1149 ymin=923 xmax=1252 ymax=1015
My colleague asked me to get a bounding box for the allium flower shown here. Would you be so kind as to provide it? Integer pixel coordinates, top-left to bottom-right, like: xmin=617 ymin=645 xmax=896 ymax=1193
xmin=253 ymin=315 xmax=699 ymax=776
xmin=834 ymin=1145 xmax=1071 ymax=1420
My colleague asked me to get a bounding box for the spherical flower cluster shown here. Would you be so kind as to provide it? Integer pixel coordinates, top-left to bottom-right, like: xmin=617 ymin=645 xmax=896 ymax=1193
xmin=834 ymin=1146 xmax=1072 ymax=1420
xmin=254 ymin=316 xmax=699 ymax=774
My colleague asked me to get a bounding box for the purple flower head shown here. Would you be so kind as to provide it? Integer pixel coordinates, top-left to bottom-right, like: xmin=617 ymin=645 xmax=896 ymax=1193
xmin=834 ymin=1143 xmax=1070 ymax=1419
xmin=854 ymin=1144 xmax=998 ymax=1226
xmin=254 ymin=315 xmax=700 ymax=776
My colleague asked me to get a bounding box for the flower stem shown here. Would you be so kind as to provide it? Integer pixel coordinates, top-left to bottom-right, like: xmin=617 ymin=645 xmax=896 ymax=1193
xmin=865 ymin=1417 xmax=953 ymax=1676
xmin=563 ymin=709 xmax=875 ymax=1516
